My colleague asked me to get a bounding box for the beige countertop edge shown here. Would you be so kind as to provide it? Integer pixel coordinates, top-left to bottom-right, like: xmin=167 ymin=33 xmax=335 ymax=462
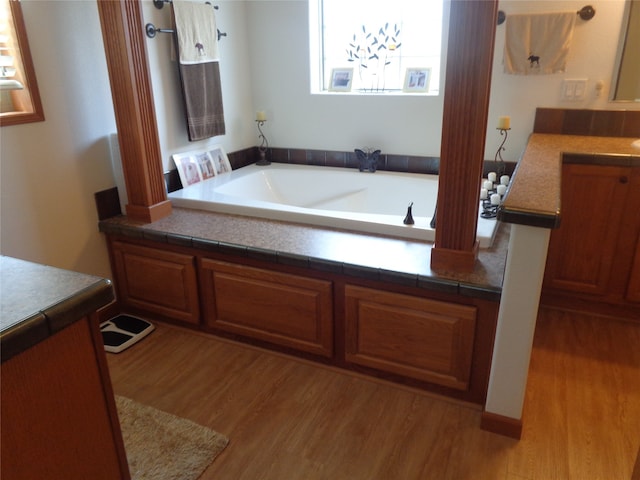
xmin=500 ymin=133 xmax=639 ymax=224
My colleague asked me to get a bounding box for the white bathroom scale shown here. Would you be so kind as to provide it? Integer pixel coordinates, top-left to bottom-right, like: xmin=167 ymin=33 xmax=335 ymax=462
xmin=100 ymin=314 xmax=155 ymax=353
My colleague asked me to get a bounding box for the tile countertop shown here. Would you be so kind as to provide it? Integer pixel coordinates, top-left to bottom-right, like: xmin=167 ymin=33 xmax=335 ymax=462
xmin=0 ymin=256 xmax=114 ymax=362
xmin=499 ymin=134 xmax=640 ymax=227
xmin=100 ymin=208 xmax=511 ymax=301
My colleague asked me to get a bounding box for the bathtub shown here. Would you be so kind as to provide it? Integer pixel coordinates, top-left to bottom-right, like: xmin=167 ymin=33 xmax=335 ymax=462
xmin=168 ymin=163 xmax=499 ymax=247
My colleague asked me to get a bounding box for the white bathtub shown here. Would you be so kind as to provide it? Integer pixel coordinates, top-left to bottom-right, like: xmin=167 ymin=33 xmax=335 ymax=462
xmin=168 ymin=163 xmax=498 ymax=247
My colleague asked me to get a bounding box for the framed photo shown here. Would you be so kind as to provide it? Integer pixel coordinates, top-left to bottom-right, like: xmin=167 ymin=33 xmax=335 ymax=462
xmin=329 ymin=68 xmax=353 ymax=92
xmin=173 ymin=151 xmax=203 ymax=187
xmin=403 ymin=68 xmax=431 ymax=93
xmin=208 ymin=145 xmax=231 ymax=174
xmin=195 ymin=150 xmax=216 ymax=179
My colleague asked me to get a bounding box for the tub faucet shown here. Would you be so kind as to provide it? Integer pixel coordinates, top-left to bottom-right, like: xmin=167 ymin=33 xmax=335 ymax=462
xmin=355 ymin=148 xmax=381 ymax=172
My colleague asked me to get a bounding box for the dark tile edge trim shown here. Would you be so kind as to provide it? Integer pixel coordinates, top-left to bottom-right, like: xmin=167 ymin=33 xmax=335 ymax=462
xmin=497 ymin=207 xmax=560 ymax=229
xmin=99 ymin=222 xmax=502 ymax=300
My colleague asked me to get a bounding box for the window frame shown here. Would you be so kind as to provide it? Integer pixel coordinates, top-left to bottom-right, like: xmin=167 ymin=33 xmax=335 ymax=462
xmin=310 ymin=0 xmax=443 ymax=96
xmin=0 ymin=0 xmax=44 ymax=127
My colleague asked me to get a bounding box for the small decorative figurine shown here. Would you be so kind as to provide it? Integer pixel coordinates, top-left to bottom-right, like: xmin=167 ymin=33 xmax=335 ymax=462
xmin=355 ymin=148 xmax=381 ymax=173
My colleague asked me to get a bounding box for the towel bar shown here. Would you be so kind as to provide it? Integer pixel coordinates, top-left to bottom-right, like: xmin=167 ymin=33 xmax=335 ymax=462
xmin=153 ymin=0 xmax=219 ymax=10
xmin=497 ymin=5 xmax=595 ymax=25
xmin=145 ymin=23 xmax=227 ymax=41
xmin=146 ymin=0 xmax=225 ymax=40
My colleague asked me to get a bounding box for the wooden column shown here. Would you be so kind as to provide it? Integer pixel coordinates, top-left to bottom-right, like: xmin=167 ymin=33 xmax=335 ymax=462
xmin=97 ymin=0 xmax=171 ymax=223
xmin=431 ymin=0 xmax=498 ymax=272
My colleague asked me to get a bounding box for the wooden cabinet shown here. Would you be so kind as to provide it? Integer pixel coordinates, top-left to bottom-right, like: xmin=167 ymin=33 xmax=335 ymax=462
xmin=626 ymin=236 xmax=640 ymax=303
xmin=105 ymin=235 xmax=499 ymax=403
xmin=200 ymin=259 xmax=334 ymax=357
xmin=110 ymin=240 xmax=200 ymax=325
xmin=344 ymin=285 xmax=477 ymax=391
xmin=543 ymin=163 xmax=640 ymax=317
xmin=1 ymin=316 xmax=130 ymax=479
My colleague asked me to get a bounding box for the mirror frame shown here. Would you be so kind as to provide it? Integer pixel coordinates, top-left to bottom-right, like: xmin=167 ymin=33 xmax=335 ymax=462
xmin=611 ymin=0 xmax=640 ymax=102
xmin=0 ymin=0 xmax=44 ymax=126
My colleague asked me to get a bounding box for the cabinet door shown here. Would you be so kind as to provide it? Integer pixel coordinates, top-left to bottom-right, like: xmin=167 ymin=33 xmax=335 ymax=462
xmin=344 ymin=285 xmax=477 ymax=391
xmin=544 ymin=164 xmax=630 ymax=295
xmin=626 ymin=236 xmax=640 ymax=303
xmin=1 ymin=318 xmax=130 ymax=479
xmin=200 ymin=259 xmax=333 ymax=357
xmin=111 ymin=241 xmax=200 ymax=324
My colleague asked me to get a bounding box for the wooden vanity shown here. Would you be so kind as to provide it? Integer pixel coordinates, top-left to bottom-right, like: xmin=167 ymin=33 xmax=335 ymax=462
xmin=0 ymin=256 xmax=129 ymax=480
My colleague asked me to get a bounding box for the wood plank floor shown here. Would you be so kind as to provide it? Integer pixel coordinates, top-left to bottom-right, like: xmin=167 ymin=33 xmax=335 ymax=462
xmin=106 ymin=307 xmax=640 ymax=480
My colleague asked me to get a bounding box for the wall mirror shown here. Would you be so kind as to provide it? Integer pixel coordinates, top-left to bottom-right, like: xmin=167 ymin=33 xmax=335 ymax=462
xmin=612 ymin=0 xmax=640 ymax=102
xmin=0 ymin=0 xmax=44 ymax=126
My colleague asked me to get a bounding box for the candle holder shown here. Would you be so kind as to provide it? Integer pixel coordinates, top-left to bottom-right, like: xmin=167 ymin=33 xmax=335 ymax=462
xmin=480 ymin=172 xmax=510 ymax=219
xmin=256 ymin=119 xmax=270 ymax=166
xmin=494 ymin=127 xmax=510 ymax=177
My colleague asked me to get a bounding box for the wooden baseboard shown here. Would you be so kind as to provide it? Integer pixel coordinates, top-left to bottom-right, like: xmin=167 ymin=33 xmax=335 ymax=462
xmin=540 ymin=292 xmax=640 ymax=323
xmin=480 ymin=411 xmax=522 ymax=439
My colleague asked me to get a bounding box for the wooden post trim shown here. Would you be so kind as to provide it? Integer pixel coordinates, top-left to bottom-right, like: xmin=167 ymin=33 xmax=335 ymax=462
xmin=97 ymin=0 xmax=171 ymax=223
xmin=431 ymin=0 xmax=498 ymax=272
xmin=480 ymin=411 xmax=523 ymax=439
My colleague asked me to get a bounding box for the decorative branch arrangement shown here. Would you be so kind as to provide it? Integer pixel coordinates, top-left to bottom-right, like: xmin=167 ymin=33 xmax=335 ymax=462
xmin=346 ymin=23 xmax=402 ymax=92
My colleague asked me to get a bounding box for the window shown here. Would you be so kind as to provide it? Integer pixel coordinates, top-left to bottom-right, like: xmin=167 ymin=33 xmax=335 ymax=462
xmin=310 ymin=0 xmax=443 ymax=95
xmin=0 ymin=0 xmax=44 ymax=126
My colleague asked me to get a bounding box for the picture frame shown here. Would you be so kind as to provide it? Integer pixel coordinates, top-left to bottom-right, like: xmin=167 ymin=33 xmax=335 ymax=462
xmin=195 ymin=150 xmax=216 ymax=180
xmin=173 ymin=151 xmax=203 ymax=188
xmin=403 ymin=68 xmax=431 ymax=93
xmin=207 ymin=145 xmax=232 ymax=175
xmin=329 ymin=68 xmax=353 ymax=92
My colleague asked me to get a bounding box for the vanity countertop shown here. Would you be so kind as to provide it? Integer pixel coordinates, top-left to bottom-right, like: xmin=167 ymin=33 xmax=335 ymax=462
xmin=0 ymin=256 xmax=114 ymax=362
xmin=499 ymin=134 xmax=640 ymax=227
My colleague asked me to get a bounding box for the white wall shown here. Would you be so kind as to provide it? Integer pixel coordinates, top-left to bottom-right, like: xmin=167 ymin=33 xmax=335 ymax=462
xmin=0 ymin=0 xmax=117 ymax=278
xmin=142 ymin=0 xmax=256 ymax=170
xmin=243 ymin=0 xmax=638 ymax=162
xmin=487 ymin=0 xmax=639 ymax=161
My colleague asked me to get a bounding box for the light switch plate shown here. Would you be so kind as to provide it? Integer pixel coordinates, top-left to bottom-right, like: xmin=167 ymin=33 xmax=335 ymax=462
xmin=562 ymin=79 xmax=588 ymax=100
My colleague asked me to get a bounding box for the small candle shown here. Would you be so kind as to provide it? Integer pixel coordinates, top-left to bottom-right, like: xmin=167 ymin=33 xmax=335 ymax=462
xmin=497 ymin=184 xmax=507 ymax=196
xmin=497 ymin=116 xmax=510 ymax=130
xmin=490 ymin=193 xmax=501 ymax=205
xmin=500 ymin=175 xmax=510 ymax=185
xmin=480 ymin=188 xmax=488 ymax=200
xmin=483 ymin=180 xmax=493 ymax=191
xmin=256 ymin=111 xmax=267 ymax=122
xmin=488 ymin=172 xmax=497 ymax=182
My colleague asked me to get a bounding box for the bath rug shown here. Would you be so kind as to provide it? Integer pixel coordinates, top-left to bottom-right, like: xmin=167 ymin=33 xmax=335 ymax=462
xmin=116 ymin=395 xmax=228 ymax=480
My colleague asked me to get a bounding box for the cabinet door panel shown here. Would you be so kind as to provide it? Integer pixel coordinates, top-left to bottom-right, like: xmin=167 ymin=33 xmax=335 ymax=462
xmin=626 ymin=236 xmax=640 ymax=303
xmin=111 ymin=241 xmax=199 ymax=324
xmin=344 ymin=285 xmax=476 ymax=391
xmin=200 ymin=259 xmax=333 ymax=357
xmin=544 ymin=165 xmax=629 ymax=295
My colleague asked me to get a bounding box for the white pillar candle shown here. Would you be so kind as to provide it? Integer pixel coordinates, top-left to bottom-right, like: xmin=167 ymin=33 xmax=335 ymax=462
xmin=488 ymin=172 xmax=497 ymax=182
xmin=483 ymin=180 xmax=493 ymax=191
xmin=497 ymin=116 xmax=510 ymax=129
xmin=497 ymin=184 xmax=507 ymax=196
xmin=500 ymin=175 xmax=510 ymax=185
xmin=480 ymin=188 xmax=488 ymax=200
xmin=256 ymin=111 xmax=267 ymax=122
xmin=491 ymin=193 xmax=501 ymax=205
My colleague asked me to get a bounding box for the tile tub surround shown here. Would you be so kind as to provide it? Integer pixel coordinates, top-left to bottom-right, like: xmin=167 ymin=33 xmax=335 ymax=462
xmin=99 ymin=208 xmax=509 ymax=300
xmin=164 ymin=148 xmax=518 ymax=194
